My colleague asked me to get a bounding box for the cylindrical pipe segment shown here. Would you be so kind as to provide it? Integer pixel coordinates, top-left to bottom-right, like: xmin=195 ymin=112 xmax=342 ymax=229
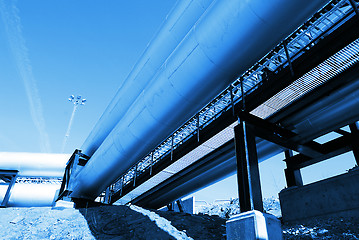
xmin=0 ymin=183 xmax=60 ymax=207
xmin=140 ymin=78 xmax=359 ymax=208
xmin=0 ymin=152 xmax=70 ymax=177
xmin=282 ymin=79 xmax=359 ymax=143
xmin=72 ymin=0 xmax=329 ymax=199
xmin=81 ymin=0 xmax=215 ymax=157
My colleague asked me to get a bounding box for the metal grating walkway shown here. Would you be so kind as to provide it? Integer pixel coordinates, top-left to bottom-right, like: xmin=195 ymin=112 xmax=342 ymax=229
xmin=108 ymin=0 xmax=359 ymax=205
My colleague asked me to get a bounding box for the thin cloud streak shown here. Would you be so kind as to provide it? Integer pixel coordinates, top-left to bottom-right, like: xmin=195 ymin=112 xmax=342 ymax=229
xmin=0 ymin=0 xmax=51 ymax=152
xmin=61 ymin=104 xmax=78 ymax=153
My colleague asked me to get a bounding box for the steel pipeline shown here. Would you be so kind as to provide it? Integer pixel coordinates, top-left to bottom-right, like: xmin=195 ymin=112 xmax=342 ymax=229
xmin=71 ymin=0 xmax=329 ymax=199
xmin=137 ymin=79 xmax=359 ymax=208
xmin=0 ymin=152 xmax=70 ymax=177
xmin=81 ymin=0 xmax=215 ymax=157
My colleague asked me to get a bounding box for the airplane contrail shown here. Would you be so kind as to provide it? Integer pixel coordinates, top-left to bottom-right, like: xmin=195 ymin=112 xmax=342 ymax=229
xmin=61 ymin=104 xmax=78 ymax=153
xmin=0 ymin=0 xmax=52 ymax=153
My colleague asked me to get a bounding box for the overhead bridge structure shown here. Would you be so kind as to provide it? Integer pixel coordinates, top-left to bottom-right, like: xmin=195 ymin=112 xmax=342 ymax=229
xmin=59 ymin=0 xmax=359 ymax=217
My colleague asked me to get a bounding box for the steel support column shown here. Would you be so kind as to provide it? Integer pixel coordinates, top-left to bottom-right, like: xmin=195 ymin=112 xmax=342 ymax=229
xmin=104 ymin=187 xmax=111 ymax=204
xmin=283 ymin=40 xmax=294 ymax=77
xmin=234 ymin=121 xmax=263 ymax=213
xmin=349 ymin=122 xmax=359 ymax=165
xmin=284 ymin=150 xmax=303 ymax=187
xmin=349 ymin=0 xmax=359 ymax=19
xmin=0 ymin=170 xmax=18 ymax=208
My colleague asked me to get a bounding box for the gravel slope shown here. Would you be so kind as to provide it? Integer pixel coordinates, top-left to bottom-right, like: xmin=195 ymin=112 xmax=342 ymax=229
xmin=1 ymin=201 xmax=358 ymax=239
xmin=0 ymin=207 xmax=94 ymax=240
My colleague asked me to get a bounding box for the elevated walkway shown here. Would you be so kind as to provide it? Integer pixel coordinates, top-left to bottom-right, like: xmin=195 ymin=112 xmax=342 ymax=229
xmin=106 ymin=0 xmax=359 ymax=209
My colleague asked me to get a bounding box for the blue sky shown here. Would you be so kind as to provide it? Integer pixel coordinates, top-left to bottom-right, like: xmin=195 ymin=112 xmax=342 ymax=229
xmin=0 ymin=0 xmax=356 ymax=202
xmin=0 ymin=0 xmax=177 ymax=154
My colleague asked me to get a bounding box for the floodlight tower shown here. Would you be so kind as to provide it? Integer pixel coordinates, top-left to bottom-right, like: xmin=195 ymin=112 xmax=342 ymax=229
xmin=61 ymin=95 xmax=86 ymax=153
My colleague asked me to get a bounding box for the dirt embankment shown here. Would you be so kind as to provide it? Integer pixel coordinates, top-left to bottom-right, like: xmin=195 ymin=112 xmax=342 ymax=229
xmin=79 ymin=205 xmax=226 ymax=240
xmin=1 ymin=204 xmax=359 ymax=239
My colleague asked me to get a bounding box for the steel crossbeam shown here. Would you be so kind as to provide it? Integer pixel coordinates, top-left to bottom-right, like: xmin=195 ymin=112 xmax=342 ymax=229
xmin=107 ymin=0 xmax=359 ymax=204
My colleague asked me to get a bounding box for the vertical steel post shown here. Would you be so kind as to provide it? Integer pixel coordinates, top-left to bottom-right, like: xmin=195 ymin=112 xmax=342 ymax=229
xmin=283 ymin=40 xmax=295 ymax=77
xmin=349 ymin=0 xmax=359 ymax=19
xmin=150 ymin=152 xmax=154 ymax=176
xmin=234 ymin=122 xmax=264 ymax=213
xmin=240 ymin=77 xmax=245 ymax=110
xmin=133 ymin=165 xmax=137 ymax=187
xmin=1 ymin=173 xmax=17 ymax=207
xmin=120 ymin=176 xmax=124 ymax=196
xmin=104 ymin=187 xmax=111 ymax=204
xmin=230 ymin=85 xmax=235 ymax=117
xmin=197 ymin=113 xmax=200 ymax=142
xmin=171 ymin=134 xmax=174 ymax=161
xmin=284 ymin=150 xmax=303 ymax=187
xmin=176 ymin=200 xmax=184 ymax=212
xmin=349 ymin=122 xmax=359 ymax=165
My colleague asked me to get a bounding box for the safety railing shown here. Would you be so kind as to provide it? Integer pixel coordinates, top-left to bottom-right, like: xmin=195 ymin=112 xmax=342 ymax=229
xmin=16 ymin=177 xmax=63 ymax=184
xmin=109 ymin=0 xmax=357 ymax=199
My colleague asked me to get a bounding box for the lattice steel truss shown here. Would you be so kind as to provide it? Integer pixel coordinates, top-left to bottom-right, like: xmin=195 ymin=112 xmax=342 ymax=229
xmin=110 ymin=0 xmax=358 ymax=197
xmin=16 ymin=177 xmax=62 ymax=184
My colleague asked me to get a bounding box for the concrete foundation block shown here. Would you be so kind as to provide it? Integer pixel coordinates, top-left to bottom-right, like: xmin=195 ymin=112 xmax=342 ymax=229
xmin=161 ymin=197 xmax=195 ymax=214
xmin=280 ymin=169 xmax=359 ymax=223
xmin=52 ymin=200 xmax=74 ymax=209
xmin=179 ymin=196 xmax=195 ymax=214
xmin=226 ymin=210 xmax=283 ymax=240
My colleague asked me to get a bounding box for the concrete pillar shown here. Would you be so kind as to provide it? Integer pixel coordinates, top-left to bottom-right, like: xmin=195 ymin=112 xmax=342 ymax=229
xmin=280 ymin=169 xmax=359 ymax=223
xmin=226 ymin=210 xmax=283 ymax=240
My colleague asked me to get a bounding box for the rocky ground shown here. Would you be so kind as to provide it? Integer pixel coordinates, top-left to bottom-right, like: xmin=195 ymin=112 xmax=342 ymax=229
xmin=0 ymin=206 xmax=94 ymax=240
xmin=282 ymin=217 xmax=359 ymax=239
xmin=198 ymin=197 xmax=359 ymax=239
xmin=0 ymin=199 xmax=358 ymax=239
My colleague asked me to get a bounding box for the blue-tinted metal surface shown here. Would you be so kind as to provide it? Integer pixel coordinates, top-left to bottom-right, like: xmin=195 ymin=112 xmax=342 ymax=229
xmin=71 ymin=0 xmax=329 ymax=199
xmin=81 ymin=0 xmax=215 ymax=157
xmin=114 ymin=0 xmax=354 ymax=196
xmin=134 ymin=78 xmax=359 ymax=208
xmin=0 ymin=152 xmax=69 ymax=178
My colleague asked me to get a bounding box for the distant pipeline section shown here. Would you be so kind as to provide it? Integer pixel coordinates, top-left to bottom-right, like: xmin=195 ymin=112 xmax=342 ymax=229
xmin=71 ymin=0 xmax=330 ymax=200
xmin=0 ymin=152 xmax=69 ymax=177
xmin=0 ymin=152 xmax=70 ymax=207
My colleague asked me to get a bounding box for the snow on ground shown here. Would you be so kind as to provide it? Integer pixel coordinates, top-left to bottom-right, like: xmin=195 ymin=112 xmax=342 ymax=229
xmin=196 ymin=197 xmax=359 ymax=239
xmin=130 ymin=205 xmax=193 ymax=240
xmin=1 ymin=199 xmax=358 ymax=239
xmin=196 ymin=197 xmax=281 ymax=219
xmin=0 ymin=206 xmax=95 ymax=240
xmin=283 ymin=225 xmax=329 ymax=238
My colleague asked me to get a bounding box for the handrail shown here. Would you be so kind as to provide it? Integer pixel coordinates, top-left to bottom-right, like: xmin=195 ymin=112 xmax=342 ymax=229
xmin=109 ymin=0 xmax=356 ymax=199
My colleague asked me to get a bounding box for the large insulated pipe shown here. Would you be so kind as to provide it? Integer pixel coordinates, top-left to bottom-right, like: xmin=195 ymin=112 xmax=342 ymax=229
xmin=0 ymin=183 xmax=60 ymax=207
xmin=140 ymin=78 xmax=359 ymax=208
xmin=282 ymin=79 xmax=359 ymax=143
xmin=81 ymin=0 xmax=215 ymax=157
xmin=0 ymin=152 xmax=70 ymax=177
xmin=71 ymin=0 xmax=329 ymax=199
